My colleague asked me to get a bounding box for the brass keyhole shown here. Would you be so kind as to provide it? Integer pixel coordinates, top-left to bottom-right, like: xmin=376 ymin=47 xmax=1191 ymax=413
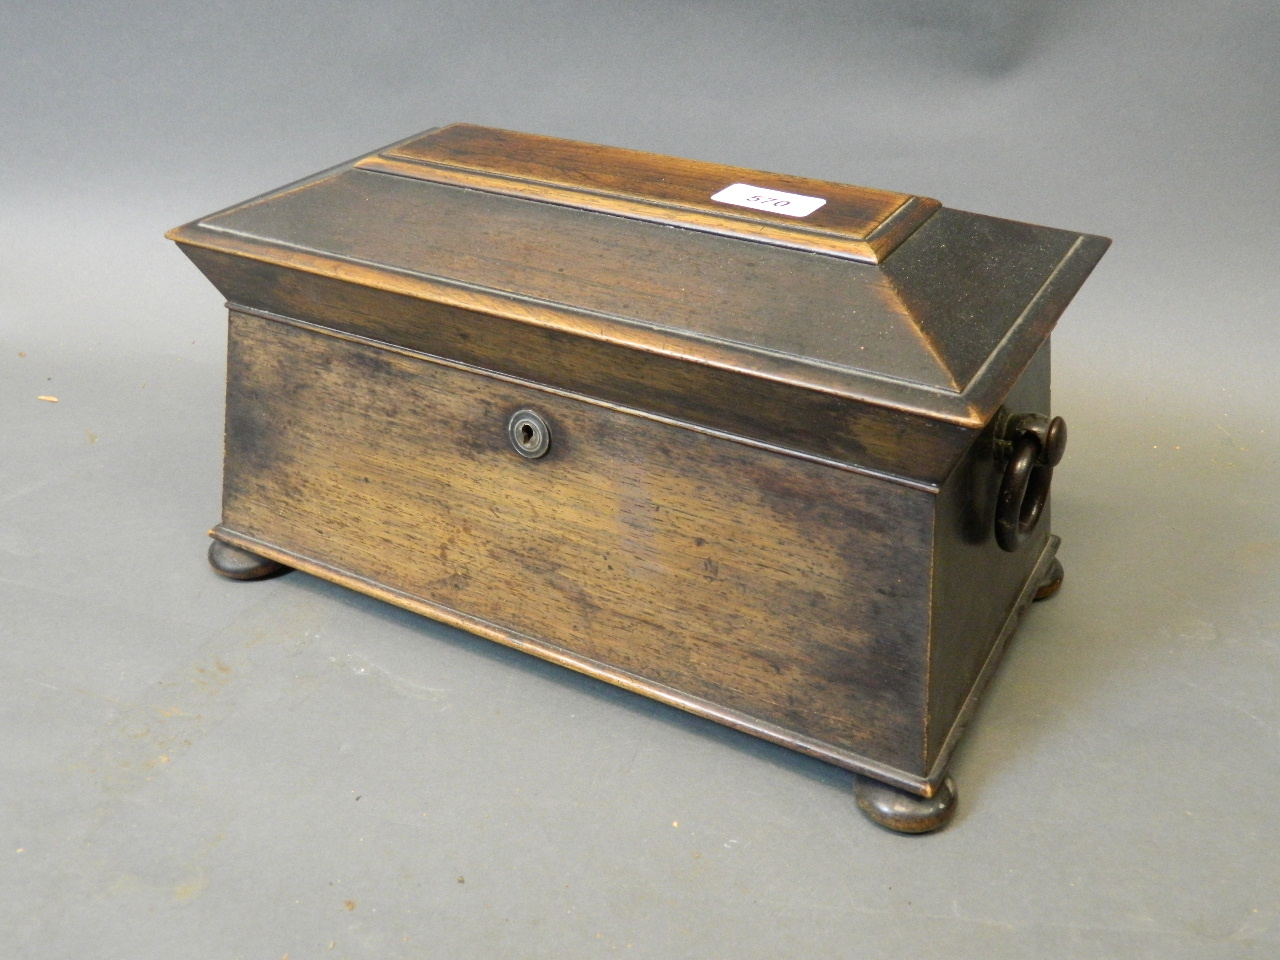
xmin=507 ymin=409 xmax=551 ymax=458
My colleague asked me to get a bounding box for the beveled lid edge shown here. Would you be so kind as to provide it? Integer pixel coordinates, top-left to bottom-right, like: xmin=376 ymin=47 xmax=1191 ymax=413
xmin=358 ymin=123 xmax=939 ymax=264
xmin=166 ymin=218 xmax=983 ymax=426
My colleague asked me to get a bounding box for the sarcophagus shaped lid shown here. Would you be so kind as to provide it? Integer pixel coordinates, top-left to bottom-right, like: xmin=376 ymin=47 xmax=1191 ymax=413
xmin=168 ymin=124 xmax=1109 ymax=487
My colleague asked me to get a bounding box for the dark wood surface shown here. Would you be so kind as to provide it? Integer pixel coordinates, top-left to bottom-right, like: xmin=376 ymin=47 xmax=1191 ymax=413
xmin=881 ymin=210 xmax=1083 ymax=392
xmin=358 ymin=123 xmax=938 ymax=263
xmin=182 ymin=247 xmax=974 ymax=487
xmin=221 ymin=311 xmax=940 ymax=776
xmin=203 ymin=171 xmax=959 ymax=388
xmin=167 ymin=124 xmax=1109 ymax=801
xmin=167 ymin=124 xmax=1111 ymax=464
xmin=926 ymin=344 xmax=1052 ymax=767
xmin=185 ymin=167 xmax=1103 ymax=406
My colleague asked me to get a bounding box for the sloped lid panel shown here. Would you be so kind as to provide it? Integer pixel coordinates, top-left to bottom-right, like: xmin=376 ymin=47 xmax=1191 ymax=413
xmin=171 ymin=124 xmax=1110 ymax=429
xmin=198 ymin=167 xmax=963 ymax=391
xmin=881 ymin=209 xmax=1087 ymax=392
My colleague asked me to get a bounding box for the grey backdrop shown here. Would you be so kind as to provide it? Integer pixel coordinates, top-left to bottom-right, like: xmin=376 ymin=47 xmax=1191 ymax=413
xmin=3 ymin=2 xmax=1278 ymax=957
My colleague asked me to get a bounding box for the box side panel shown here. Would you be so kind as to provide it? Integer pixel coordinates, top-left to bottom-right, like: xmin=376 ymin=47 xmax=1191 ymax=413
xmin=223 ymin=312 xmax=935 ymax=774
xmin=927 ymin=343 xmax=1052 ymax=766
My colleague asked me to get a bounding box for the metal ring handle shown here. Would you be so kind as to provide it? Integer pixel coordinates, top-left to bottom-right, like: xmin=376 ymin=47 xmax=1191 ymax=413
xmin=994 ymin=422 xmax=1060 ymax=553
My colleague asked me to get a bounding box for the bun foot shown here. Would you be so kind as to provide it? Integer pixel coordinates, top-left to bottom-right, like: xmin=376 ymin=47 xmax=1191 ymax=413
xmin=1034 ymin=556 xmax=1065 ymax=601
xmin=853 ymin=775 xmax=957 ymax=834
xmin=208 ymin=539 xmax=290 ymax=581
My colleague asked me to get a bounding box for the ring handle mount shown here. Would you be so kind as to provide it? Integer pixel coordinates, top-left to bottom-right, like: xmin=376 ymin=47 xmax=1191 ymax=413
xmin=994 ymin=412 xmax=1066 ymax=553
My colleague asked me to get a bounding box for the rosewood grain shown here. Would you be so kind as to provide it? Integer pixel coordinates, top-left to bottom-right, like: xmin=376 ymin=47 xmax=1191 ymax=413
xmin=223 ymin=312 xmax=936 ymax=774
xmin=168 ymin=123 xmax=1110 ymax=830
xmin=180 ymin=244 xmax=971 ymax=487
xmin=359 ymin=123 xmax=938 ymax=263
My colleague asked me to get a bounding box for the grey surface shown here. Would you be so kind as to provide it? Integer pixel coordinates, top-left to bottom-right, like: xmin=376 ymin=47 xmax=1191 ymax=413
xmin=2 ymin=2 xmax=1278 ymax=957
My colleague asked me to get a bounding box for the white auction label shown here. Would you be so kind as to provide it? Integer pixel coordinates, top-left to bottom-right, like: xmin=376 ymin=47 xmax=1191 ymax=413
xmin=709 ymin=182 xmax=827 ymax=218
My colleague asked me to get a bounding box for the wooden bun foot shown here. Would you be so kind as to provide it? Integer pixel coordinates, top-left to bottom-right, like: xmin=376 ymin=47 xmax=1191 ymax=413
xmin=208 ymin=539 xmax=290 ymax=581
xmin=1033 ymin=556 xmax=1065 ymax=602
xmin=853 ymin=774 xmax=957 ymax=834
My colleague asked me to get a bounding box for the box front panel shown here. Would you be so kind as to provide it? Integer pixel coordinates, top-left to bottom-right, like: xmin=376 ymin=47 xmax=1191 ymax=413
xmin=222 ymin=312 xmax=936 ymax=772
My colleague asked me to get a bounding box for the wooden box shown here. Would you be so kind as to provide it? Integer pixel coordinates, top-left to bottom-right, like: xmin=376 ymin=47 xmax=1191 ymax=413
xmin=168 ymin=125 xmax=1109 ymax=832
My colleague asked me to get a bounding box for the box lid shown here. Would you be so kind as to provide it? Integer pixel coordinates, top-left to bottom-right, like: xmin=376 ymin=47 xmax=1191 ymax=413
xmin=168 ymin=124 xmax=1109 ymax=486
